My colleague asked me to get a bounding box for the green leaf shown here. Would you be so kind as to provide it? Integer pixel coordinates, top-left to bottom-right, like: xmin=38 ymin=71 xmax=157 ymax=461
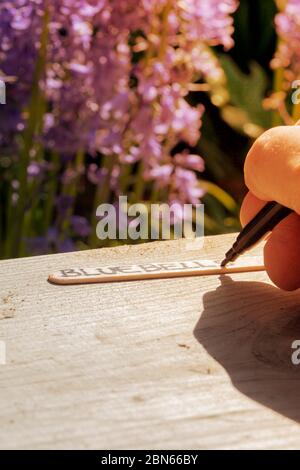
xmin=201 ymin=180 xmax=239 ymax=214
xmin=218 ymin=54 xmax=272 ymax=134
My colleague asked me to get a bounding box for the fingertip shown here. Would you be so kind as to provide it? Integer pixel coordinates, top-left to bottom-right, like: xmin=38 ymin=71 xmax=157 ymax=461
xmin=244 ymin=126 xmax=300 ymax=213
xmin=240 ymin=191 xmax=268 ymax=227
xmin=264 ymin=214 xmax=300 ymax=291
xmin=244 ymin=127 xmax=282 ymax=200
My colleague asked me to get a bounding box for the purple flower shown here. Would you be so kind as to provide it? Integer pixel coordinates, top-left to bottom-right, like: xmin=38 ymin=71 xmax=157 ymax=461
xmin=87 ymin=163 xmax=103 ymax=185
xmin=71 ymin=215 xmax=91 ymax=237
xmin=56 ymin=194 xmax=74 ymax=216
xmin=146 ymin=164 xmax=173 ymax=185
xmin=174 ymin=152 xmax=205 ymax=172
xmin=172 ymin=167 xmax=205 ymax=204
xmin=272 ymin=0 xmax=300 ymax=84
xmin=57 ymin=238 xmax=76 ymax=253
xmin=1 ymin=0 xmax=237 ymax=161
xmin=1 ymin=0 xmax=239 ymax=256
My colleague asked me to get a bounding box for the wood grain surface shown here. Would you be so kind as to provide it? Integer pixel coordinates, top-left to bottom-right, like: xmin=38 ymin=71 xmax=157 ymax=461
xmin=0 ymin=234 xmax=300 ymax=450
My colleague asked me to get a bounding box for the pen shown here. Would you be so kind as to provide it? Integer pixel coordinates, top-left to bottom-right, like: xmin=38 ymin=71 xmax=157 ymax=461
xmin=220 ymin=201 xmax=293 ymax=267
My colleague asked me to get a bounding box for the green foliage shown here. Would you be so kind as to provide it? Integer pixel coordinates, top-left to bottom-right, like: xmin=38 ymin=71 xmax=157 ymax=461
xmin=219 ymin=54 xmax=272 ymax=135
xmin=202 ymin=181 xmax=240 ymax=235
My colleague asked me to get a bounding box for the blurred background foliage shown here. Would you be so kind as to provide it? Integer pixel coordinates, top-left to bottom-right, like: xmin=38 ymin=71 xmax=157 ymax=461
xmin=198 ymin=0 xmax=277 ymax=235
xmin=0 ymin=0 xmax=298 ymax=258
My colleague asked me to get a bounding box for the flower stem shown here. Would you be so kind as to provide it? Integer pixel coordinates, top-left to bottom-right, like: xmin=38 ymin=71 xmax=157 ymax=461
xmin=60 ymin=148 xmax=84 ymax=238
xmin=119 ymin=163 xmax=131 ymax=195
xmin=131 ymin=160 xmax=145 ymax=203
xmin=158 ymin=0 xmax=173 ymax=60
xmin=292 ymin=102 xmax=300 ymax=122
xmin=272 ymin=66 xmax=285 ymax=127
xmin=10 ymin=8 xmax=49 ymax=258
xmin=43 ymin=150 xmax=59 ymax=233
xmin=89 ymin=154 xmax=115 ymax=247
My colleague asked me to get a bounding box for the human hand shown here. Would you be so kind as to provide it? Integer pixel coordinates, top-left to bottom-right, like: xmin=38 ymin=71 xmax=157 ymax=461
xmin=240 ymin=124 xmax=300 ymax=291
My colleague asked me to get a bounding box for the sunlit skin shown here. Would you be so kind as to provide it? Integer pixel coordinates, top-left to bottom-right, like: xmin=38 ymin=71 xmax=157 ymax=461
xmin=240 ymin=124 xmax=300 ymax=291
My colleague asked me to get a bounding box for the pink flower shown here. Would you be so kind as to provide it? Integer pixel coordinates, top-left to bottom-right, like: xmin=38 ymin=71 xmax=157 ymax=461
xmin=174 ymin=152 xmax=205 ymax=172
xmin=1 ymin=0 xmax=238 ymax=223
xmin=272 ymin=0 xmax=300 ymax=84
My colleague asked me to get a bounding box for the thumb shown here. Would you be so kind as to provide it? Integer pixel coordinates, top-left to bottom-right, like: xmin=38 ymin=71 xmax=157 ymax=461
xmin=244 ymin=124 xmax=300 ymax=214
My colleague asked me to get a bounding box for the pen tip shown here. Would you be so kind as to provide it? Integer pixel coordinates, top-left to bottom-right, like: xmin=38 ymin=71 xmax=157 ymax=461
xmin=221 ymin=247 xmax=238 ymax=267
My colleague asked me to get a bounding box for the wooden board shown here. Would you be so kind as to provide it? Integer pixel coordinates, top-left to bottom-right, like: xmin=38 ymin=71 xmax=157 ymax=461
xmin=0 ymin=233 xmax=300 ymax=450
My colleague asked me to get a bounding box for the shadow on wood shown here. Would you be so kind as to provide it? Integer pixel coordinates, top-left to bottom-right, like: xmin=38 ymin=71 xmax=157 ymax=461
xmin=194 ymin=276 xmax=300 ymax=423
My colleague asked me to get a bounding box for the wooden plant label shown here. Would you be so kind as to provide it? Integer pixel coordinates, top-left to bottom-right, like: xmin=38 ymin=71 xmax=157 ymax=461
xmin=48 ymin=256 xmax=265 ymax=285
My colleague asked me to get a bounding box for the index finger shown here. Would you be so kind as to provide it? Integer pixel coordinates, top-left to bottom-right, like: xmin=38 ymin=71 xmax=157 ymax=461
xmin=244 ymin=125 xmax=300 ymax=214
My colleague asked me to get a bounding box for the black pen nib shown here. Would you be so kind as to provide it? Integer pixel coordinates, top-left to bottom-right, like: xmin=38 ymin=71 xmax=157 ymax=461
xmin=220 ymin=247 xmax=238 ymax=268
